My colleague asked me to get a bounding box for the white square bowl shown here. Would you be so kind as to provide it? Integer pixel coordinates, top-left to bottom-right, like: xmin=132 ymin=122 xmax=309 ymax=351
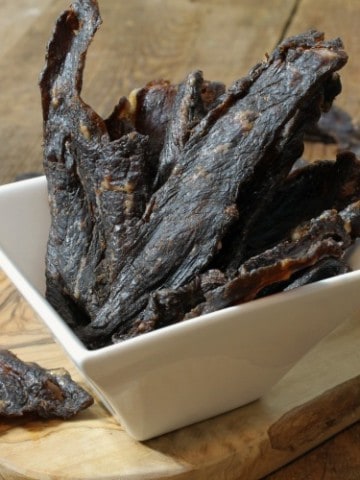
xmin=1 ymin=175 xmax=360 ymax=440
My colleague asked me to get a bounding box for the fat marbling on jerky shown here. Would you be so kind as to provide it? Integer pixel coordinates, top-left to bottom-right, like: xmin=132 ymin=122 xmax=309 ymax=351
xmin=40 ymin=0 xmax=349 ymax=348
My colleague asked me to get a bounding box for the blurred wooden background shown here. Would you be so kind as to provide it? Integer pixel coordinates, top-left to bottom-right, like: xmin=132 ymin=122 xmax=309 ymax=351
xmin=0 ymin=0 xmax=359 ymax=184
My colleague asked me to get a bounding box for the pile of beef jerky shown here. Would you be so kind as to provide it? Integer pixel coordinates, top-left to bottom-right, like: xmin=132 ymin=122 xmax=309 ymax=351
xmin=40 ymin=0 xmax=360 ymax=349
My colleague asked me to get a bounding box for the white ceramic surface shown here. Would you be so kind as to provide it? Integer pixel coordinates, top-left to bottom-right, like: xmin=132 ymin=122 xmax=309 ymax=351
xmin=0 ymin=176 xmax=360 ymax=440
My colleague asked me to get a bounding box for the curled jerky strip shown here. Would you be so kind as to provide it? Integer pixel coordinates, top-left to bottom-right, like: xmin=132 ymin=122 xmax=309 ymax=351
xmin=245 ymin=151 xmax=360 ymax=258
xmin=185 ymin=207 xmax=354 ymax=319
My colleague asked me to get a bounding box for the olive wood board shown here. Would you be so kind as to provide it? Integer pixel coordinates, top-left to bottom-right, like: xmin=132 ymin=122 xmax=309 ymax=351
xmin=1 ymin=271 xmax=360 ymax=480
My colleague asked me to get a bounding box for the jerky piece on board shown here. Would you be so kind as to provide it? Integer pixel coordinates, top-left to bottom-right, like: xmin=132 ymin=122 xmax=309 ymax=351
xmin=0 ymin=350 xmax=93 ymax=419
xmin=186 ymin=209 xmax=353 ymax=319
xmin=244 ymin=151 xmax=360 ymax=258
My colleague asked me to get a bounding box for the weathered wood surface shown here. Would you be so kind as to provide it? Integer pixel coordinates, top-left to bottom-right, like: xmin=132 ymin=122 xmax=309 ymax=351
xmin=1 ymin=0 xmax=360 ymax=479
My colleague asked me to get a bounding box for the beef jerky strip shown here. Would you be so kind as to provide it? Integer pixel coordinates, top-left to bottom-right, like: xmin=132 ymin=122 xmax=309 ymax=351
xmin=185 ymin=209 xmax=352 ymax=319
xmin=113 ymin=269 xmax=226 ymax=341
xmin=153 ymin=71 xmax=209 ymax=189
xmin=257 ymin=257 xmax=351 ymax=298
xmin=107 ymin=78 xmax=225 ymax=187
xmin=104 ymin=79 xmax=178 ymax=182
xmin=0 ymin=350 xmax=93 ymax=419
xmin=244 ymin=151 xmax=360 ymax=258
xmin=120 ymin=209 xmax=352 ymax=339
xmin=305 ymin=104 xmax=360 ymax=155
xmin=40 ymin=0 xmax=150 ymax=325
xmin=153 ymin=72 xmax=226 ymax=189
xmin=339 ymin=199 xmax=360 ymax=238
xmin=208 ymin=32 xmax=346 ymax=274
xmin=284 ymin=257 xmax=351 ymax=291
xmin=40 ymin=0 xmax=105 ymax=328
xmin=77 ymin=30 xmax=348 ymax=347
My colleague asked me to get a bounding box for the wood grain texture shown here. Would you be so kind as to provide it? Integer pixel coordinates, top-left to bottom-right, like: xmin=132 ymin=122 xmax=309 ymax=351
xmin=1 ymin=0 xmax=360 ymax=478
xmin=268 ymin=375 xmax=360 ymax=452
xmin=266 ymin=422 xmax=360 ymax=480
xmin=1 ymin=268 xmax=360 ymax=480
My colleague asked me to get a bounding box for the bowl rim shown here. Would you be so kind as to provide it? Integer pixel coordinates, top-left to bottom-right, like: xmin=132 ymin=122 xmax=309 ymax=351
xmin=2 ymin=232 xmax=360 ymax=362
xmin=1 ymin=176 xmax=360 ymax=361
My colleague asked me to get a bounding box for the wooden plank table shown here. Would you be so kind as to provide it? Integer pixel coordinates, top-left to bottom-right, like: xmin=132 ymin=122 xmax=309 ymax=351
xmin=1 ymin=1 xmax=360 ymax=478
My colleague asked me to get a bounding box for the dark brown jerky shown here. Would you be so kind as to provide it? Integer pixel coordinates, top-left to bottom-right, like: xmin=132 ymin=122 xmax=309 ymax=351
xmin=41 ymin=1 xmax=348 ymax=348
xmin=244 ymin=151 xmax=360 ymax=258
xmin=304 ymin=105 xmax=360 ymax=155
xmin=208 ymin=34 xmax=346 ymax=274
xmin=0 ymin=350 xmax=93 ymax=419
xmin=339 ymin=200 xmax=360 ymax=238
xmin=257 ymin=257 xmax=351 ymax=298
xmin=121 ymin=205 xmax=356 ymax=339
xmin=105 ymin=79 xmax=178 ymax=182
xmin=105 ymin=96 xmax=136 ymax=141
xmin=113 ymin=269 xmax=227 ymax=341
xmin=284 ymin=257 xmax=351 ymax=291
xmin=186 ymin=209 xmax=352 ymax=319
xmin=40 ymin=0 xmax=150 ymax=328
xmin=153 ymin=72 xmax=226 ymax=189
xmin=106 ymin=77 xmax=225 ymax=187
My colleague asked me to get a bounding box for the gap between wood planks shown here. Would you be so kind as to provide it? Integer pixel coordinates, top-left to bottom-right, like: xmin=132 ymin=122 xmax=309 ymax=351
xmin=276 ymin=0 xmax=302 ymax=46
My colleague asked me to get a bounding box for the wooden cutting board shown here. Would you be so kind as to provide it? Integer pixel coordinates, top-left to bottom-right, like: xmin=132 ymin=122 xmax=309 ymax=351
xmin=1 ymin=269 xmax=360 ymax=480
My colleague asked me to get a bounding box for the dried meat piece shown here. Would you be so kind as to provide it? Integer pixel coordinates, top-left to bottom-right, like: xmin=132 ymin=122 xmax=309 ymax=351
xmin=257 ymin=257 xmax=351 ymax=298
xmin=40 ymin=0 xmax=150 ymax=328
xmin=153 ymin=72 xmax=226 ymax=189
xmin=207 ymin=33 xmax=347 ymax=274
xmin=186 ymin=209 xmax=352 ymax=319
xmin=113 ymin=269 xmax=226 ymax=341
xmin=339 ymin=199 xmax=360 ymax=238
xmin=305 ymin=104 xmax=360 ymax=155
xmin=0 ymin=350 xmax=93 ymax=419
xmin=256 ymin=257 xmax=351 ymax=298
xmin=118 ymin=205 xmax=356 ymax=339
xmin=244 ymin=151 xmax=360 ymax=258
xmin=284 ymin=257 xmax=351 ymax=291
xmin=106 ymin=77 xmax=225 ymax=187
